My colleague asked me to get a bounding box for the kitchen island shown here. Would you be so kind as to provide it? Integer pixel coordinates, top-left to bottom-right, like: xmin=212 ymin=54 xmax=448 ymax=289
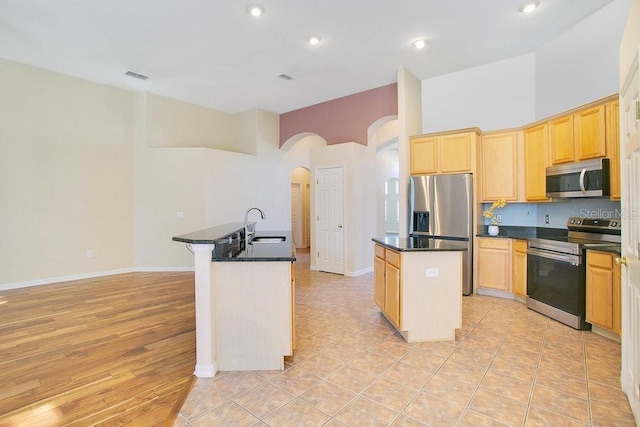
xmin=372 ymin=236 xmax=466 ymax=342
xmin=173 ymin=224 xmax=295 ymax=377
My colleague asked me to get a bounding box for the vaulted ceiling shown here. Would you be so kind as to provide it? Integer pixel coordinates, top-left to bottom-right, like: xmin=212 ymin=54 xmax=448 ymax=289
xmin=0 ymin=0 xmax=615 ymax=114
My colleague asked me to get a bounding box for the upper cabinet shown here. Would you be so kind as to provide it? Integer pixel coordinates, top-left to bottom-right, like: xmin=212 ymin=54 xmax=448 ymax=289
xmin=575 ymin=105 xmax=606 ymax=160
xmin=480 ymin=130 xmax=524 ymax=202
xmin=548 ymin=115 xmax=574 ymax=164
xmin=606 ymin=100 xmax=620 ymax=200
xmin=549 ymin=104 xmax=606 ymax=165
xmin=524 ymin=123 xmax=551 ymax=202
xmin=410 ymin=129 xmax=480 ymax=175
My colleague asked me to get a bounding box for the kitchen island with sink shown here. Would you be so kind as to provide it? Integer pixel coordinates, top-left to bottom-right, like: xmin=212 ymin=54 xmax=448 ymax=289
xmin=372 ymin=236 xmax=466 ymax=342
xmin=173 ymin=224 xmax=295 ymax=377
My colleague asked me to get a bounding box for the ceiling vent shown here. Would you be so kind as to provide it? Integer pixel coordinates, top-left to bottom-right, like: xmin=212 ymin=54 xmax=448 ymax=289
xmin=124 ymin=71 xmax=149 ymax=80
xmin=278 ymin=74 xmax=293 ymax=81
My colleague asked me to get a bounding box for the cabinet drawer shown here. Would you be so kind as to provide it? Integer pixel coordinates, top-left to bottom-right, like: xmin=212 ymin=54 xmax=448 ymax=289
xmin=386 ymin=249 xmax=401 ymax=268
xmin=479 ymin=238 xmax=510 ymax=250
xmin=513 ymin=240 xmax=528 ymax=253
xmin=374 ymin=244 xmax=386 ymax=259
xmin=588 ymin=251 xmax=613 ymax=269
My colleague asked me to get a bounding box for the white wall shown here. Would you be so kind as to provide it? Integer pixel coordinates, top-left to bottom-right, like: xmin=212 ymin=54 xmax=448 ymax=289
xmin=0 ymin=58 xmax=135 ymax=287
xmin=0 ymin=59 xmax=311 ymax=287
xmin=422 ymin=53 xmax=536 ymax=133
xmin=536 ymin=0 xmax=633 ymax=119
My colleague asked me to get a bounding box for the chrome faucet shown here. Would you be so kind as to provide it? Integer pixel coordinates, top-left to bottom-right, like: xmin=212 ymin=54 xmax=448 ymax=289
xmin=244 ymin=207 xmax=266 ymax=248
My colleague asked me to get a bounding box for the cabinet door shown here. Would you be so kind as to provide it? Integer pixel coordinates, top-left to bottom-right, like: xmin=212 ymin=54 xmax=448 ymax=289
xmin=606 ymin=100 xmax=621 ymax=200
xmin=512 ymin=240 xmax=527 ymax=297
xmin=481 ymin=132 xmax=518 ymax=201
xmin=524 ymin=124 xmax=550 ymax=201
xmin=440 ymin=133 xmax=473 ymax=173
xmin=549 ymin=115 xmax=575 ymax=164
xmin=478 ymin=238 xmax=511 ymax=292
xmin=385 ymin=263 xmax=401 ymax=328
xmin=586 ymin=251 xmax=614 ymax=330
xmin=410 ymin=136 xmax=438 ymax=175
xmin=374 ymin=255 xmax=386 ymax=310
xmin=575 ymin=104 xmax=606 ymax=160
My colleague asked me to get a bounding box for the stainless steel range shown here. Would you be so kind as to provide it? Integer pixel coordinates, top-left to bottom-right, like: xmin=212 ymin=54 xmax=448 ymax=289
xmin=526 ymin=217 xmax=621 ymax=330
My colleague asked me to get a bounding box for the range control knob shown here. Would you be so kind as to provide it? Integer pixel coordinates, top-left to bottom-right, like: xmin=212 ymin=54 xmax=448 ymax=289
xmin=611 ymin=221 xmax=617 ymax=227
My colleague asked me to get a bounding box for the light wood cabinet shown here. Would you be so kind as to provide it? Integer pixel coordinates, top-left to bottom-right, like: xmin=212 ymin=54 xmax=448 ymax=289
xmin=373 ymin=244 xmax=402 ymax=329
xmin=575 ymin=105 xmax=607 ymax=160
xmin=477 ymin=238 xmax=512 ymax=292
xmin=524 ymin=123 xmax=551 ymax=202
xmin=549 ymin=115 xmax=575 ymax=164
xmin=480 ymin=130 xmax=524 ymax=202
xmin=549 ymin=105 xmax=606 ymax=165
xmin=586 ymin=250 xmax=621 ymax=335
xmin=410 ymin=129 xmax=479 ymax=175
xmin=373 ymin=247 xmax=386 ymax=310
xmin=606 ymin=100 xmax=620 ymax=200
xmin=512 ymin=240 xmax=527 ymax=298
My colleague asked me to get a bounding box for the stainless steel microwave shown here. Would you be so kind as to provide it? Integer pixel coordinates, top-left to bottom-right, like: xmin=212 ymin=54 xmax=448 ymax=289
xmin=546 ymin=158 xmax=610 ymax=198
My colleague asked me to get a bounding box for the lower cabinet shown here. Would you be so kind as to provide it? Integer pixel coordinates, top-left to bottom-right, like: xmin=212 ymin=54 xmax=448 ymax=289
xmin=374 ymin=244 xmax=402 ymax=329
xmin=586 ymin=250 xmax=621 ymax=335
xmin=477 ymin=237 xmax=512 ymax=292
xmin=512 ymin=240 xmax=527 ymax=298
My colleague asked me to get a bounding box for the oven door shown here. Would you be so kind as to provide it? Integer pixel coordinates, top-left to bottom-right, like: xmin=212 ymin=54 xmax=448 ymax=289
xmin=527 ymin=247 xmax=588 ymax=329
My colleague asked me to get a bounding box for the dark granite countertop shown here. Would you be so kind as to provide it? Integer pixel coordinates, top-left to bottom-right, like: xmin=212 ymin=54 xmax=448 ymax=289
xmin=373 ymin=236 xmax=467 ymax=252
xmin=214 ymin=230 xmax=296 ymax=262
xmin=173 ymin=224 xmax=295 ymax=262
xmin=172 ymin=222 xmax=247 ymax=244
xmin=476 ymin=225 xmax=568 ymax=240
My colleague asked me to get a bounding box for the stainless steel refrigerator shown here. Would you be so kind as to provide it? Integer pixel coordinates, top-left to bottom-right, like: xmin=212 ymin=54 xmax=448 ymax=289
xmin=409 ymin=174 xmax=473 ymax=295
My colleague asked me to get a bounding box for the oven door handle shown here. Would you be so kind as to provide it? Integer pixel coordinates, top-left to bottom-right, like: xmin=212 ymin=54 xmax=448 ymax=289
xmin=527 ymin=247 xmax=581 ymax=265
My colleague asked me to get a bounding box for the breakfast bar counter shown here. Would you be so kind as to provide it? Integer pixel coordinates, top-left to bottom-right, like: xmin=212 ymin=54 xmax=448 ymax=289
xmin=173 ymin=224 xmax=295 ymax=377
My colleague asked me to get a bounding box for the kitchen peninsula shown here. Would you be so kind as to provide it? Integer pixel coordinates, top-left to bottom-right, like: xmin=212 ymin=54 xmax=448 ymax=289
xmin=372 ymin=236 xmax=466 ymax=342
xmin=173 ymin=223 xmax=295 ymax=377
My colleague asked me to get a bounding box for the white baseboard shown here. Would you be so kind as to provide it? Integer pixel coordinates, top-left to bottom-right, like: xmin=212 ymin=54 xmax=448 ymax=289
xmin=346 ymin=267 xmax=373 ymax=277
xmin=0 ymin=266 xmax=194 ymax=291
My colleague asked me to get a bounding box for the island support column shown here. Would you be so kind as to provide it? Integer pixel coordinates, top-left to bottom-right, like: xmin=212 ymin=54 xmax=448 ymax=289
xmin=191 ymin=244 xmax=217 ymax=377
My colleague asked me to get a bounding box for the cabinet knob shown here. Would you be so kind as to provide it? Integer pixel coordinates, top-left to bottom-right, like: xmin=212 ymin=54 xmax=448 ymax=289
xmin=615 ymin=256 xmax=628 ymax=266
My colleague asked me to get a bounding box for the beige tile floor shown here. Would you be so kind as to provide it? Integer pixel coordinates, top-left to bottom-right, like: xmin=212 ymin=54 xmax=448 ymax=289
xmin=174 ymin=248 xmax=636 ymax=426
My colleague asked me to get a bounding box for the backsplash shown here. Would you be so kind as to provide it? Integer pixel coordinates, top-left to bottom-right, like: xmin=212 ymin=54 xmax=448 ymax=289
xmin=482 ymin=198 xmax=621 ymax=229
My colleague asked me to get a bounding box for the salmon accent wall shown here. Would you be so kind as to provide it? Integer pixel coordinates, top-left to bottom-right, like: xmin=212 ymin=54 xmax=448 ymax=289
xmin=279 ymin=83 xmax=398 ymax=147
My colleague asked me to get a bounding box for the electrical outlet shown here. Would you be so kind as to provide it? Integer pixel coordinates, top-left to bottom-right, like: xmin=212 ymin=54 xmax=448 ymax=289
xmin=496 ymin=214 xmax=502 ymax=223
xmin=86 ymin=250 xmax=93 ymax=258
xmin=426 ymin=268 xmax=439 ymax=277
xmin=176 ymin=212 xmax=184 ymax=219
xmin=545 ymin=214 xmax=550 ymax=224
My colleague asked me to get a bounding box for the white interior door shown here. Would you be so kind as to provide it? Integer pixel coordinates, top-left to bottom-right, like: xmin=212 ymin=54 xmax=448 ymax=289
xmin=291 ymin=183 xmax=302 ymax=248
xmin=316 ymin=167 xmax=345 ymax=274
xmin=620 ymin=48 xmax=640 ymax=421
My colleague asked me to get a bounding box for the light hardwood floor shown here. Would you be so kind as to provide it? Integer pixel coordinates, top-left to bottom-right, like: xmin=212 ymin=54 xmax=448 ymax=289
xmin=0 ymin=272 xmax=196 ymax=426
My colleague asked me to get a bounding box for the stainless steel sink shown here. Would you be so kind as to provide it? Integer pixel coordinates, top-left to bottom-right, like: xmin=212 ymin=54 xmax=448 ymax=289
xmin=251 ymin=236 xmax=286 ymax=243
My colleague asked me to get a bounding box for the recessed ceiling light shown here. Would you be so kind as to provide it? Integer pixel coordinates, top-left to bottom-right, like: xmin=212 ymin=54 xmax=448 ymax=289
xmin=519 ymin=1 xmax=540 ymax=13
xmin=248 ymin=5 xmax=264 ymax=17
xmin=307 ymin=35 xmax=321 ymax=46
xmin=411 ymin=38 xmax=428 ymax=49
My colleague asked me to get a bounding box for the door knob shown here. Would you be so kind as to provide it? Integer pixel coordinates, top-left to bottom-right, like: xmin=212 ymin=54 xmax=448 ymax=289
xmin=337 ymin=224 xmax=343 ymax=229
xmin=615 ymin=256 xmax=628 ymax=266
